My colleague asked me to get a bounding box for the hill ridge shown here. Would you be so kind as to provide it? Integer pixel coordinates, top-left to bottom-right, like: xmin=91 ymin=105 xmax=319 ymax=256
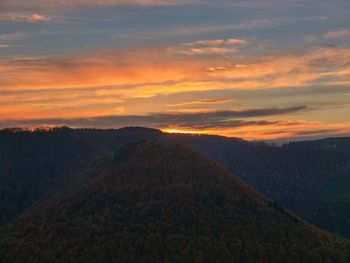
xmin=1 ymin=142 xmax=350 ymax=262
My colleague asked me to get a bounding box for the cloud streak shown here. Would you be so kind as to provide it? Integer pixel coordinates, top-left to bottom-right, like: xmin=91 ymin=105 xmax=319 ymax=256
xmin=0 ymin=13 xmax=50 ymax=23
xmin=0 ymin=105 xmax=306 ymax=129
xmin=184 ymin=38 xmax=249 ymax=47
xmin=172 ymin=37 xmax=249 ymax=56
xmin=324 ymin=29 xmax=350 ymax=39
xmin=169 ymin=98 xmax=232 ymax=106
xmin=0 ymin=0 xmax=198 ymax=11
xmin=3 ymin=46 xmax=350 ymax=92
xmin=1 ymin=44 xmax=350 ymax=120
xmin=1 ymin=105 xmax=349 ymax=140
xmin=0 ymin=45 xmax=13 ymax=48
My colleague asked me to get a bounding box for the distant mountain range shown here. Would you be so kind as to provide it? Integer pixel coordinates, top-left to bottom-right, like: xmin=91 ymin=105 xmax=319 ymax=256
xmin=0 ymin=127 xmax=350 ymax=262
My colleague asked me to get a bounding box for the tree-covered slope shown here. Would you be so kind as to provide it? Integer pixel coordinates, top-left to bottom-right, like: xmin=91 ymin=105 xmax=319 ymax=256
xmin=0 ymin=127 xmax=161 ymax=226
xmin=0 ymin=127 xmax=350 ymax=239
xmin=0 ymin=127 xmax=98 ymax=226
xmin=1 ymin=142 xmax=349 ymax=263
xmin=170 ymin=135 xmax=350 ymax=238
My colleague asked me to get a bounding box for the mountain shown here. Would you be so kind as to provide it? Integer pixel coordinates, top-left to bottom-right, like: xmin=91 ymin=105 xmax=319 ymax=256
xmin=0 ymin=127 xmax=350 ymax=239
xmin=169 ymin=135 xmax=350 ymax=238
xmin=0 ymin=127 xmax=161 ymax=226
xmin=1 ymin=142 xmax=350 ymax=263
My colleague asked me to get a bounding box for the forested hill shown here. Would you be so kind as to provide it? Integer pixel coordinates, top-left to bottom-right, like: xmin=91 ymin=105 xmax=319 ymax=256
xmin=1 ymin=142 xmax=350 ymax=263
xmin=0 ymin=127 xmax=350 ymax=239
xmin=170 ymin=134 xmax=350 ymax=238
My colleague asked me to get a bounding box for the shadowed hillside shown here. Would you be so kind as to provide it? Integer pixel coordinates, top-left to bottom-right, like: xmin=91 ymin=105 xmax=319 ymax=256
xmin=1 ymin=142 xmax=350 ymax=263
xmin=0 ymin=127 xmax=350 ymax=239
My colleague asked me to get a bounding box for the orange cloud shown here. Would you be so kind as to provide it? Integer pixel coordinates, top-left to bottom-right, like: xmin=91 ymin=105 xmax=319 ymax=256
xmin=1 ymin=104 xmax=349 ymax=140
xmin=1 ymin=45 xmax=350 ymax=122
xmin=226 ymin=38 xmax=249 ymax=46
xmin=4 ymin=46 xmax=349 ymax=94
xmin=0 ymin=49 xmax=203 ymax=92
xmin=169 ymin=98 xmax=232 ymax=107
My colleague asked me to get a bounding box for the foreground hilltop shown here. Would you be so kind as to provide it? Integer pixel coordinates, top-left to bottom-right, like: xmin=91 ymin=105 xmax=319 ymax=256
xmin=1 ymin=142 xmax=350 ymax=263
xmin=0 ymin=127 xmax=350 ymax=239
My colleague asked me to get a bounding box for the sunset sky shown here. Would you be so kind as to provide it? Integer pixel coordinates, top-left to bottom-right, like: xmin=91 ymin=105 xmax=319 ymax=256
xmin=1 ymin=0 xmax=350 ymax=140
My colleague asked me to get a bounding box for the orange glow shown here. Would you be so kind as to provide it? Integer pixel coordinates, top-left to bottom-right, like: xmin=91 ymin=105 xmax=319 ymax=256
xmin=1 ymin=41 xmax=350 ymax=141
xmin=162 ymin=128 xmax=208 ymax=135
xmin=1 ymin=46 xmax=350 ymax=123
xmin=161 ymin=121 xmax=350 ymax=141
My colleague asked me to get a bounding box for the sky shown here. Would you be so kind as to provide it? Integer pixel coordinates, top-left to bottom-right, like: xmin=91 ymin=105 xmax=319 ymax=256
xmin=0 ymin=0 xmax=350 ymax=140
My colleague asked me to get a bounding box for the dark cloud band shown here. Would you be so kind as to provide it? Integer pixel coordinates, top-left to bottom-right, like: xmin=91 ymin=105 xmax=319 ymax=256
xmin=0 ymin=106 xmax=306 ymax=129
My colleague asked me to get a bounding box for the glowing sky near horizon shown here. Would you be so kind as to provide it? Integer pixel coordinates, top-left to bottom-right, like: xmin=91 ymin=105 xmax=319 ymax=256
xmin=0 ymin=0 xmax=350 ymax=140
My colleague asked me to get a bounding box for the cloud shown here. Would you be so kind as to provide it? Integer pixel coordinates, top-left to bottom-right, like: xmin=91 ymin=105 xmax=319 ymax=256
xmin=0 ymin=13 xmax=50 ymax=23
xmin=184 ymin=38 xmax=249 ymax=47
xmin=258 ymin=122 xmax=350 ymax=141
xmin=176 ymin=119 xmax=350 ymax=141
xmin=304 ymin=27 xmax=350 ymax=43
xmin=304 ymin=35 xmax=318 ymax=43
xmin=176 ymin=47 xmax=237 ymax=56
xmin=1 ymin=103 xmax=349 ymax=141
xmin=0 ymin=0 xmax=346 ymax=11
xmin=0 ymin=48 xmax=208 ymax=101
xmin=168 ymin=19 xmax=277 ymax=37
xmin=0 ymin=0 xmax=197 ymax=11
xmin=226 ymin=38 xmax=249 ymax=46
xmin=170 ymin=98 xmax=232 ymax=106
xmin=172 ymin=37 xmax=248 ymax=56
xmin=0 ymin=32 xmax=24 ymax=42
xmin=1 ymin=106 xmax=349 ymax=140
xmin=1 ymin=45 xmax=350 ymax=121
xmin=184 ymin=40 xmax=225 ymax=47
xmin=204 ymin=47 xmax=350 ymax=88
xmin=112 ymin=19 xmax=282 ymax=41
xmin=0 ymin=105 xmax=306 ymax=129
xmin=324 ymin=29 xmax=350 ymax=39
xmin=158 ymin=16 xmax=327 ymax=39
